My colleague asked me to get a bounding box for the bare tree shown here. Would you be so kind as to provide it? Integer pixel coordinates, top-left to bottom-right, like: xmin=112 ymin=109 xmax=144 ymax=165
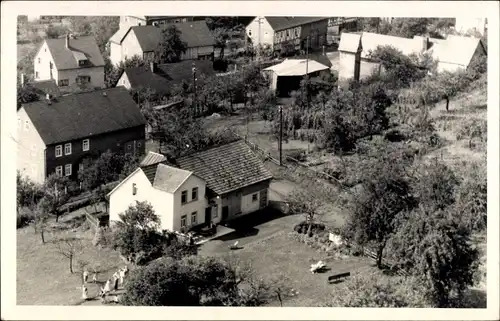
xmin=54 ymin=234 xmax=84 ymax=273
xmin=286 ymin=188 xmax=323 ymax=235
xmin=33 ymin=203 xmax=49 ymax=244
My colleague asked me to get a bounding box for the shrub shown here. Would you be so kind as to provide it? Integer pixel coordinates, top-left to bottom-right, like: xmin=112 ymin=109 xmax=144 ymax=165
xmin=293 ymin=221 xmax=325 ymax=236
xmin=17 ymin=211 xmax=35 ymax=229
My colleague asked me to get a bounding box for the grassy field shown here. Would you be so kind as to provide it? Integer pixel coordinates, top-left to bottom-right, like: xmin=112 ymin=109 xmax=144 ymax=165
xmin=201 ymin=229 xmax=374 ymax=307
xmin=17 ymin=208 xmax=125 ymax=306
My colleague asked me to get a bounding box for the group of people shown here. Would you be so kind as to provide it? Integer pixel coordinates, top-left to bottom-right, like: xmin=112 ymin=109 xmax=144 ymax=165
xmin=80 ymin=266 xmax=129 ymax=303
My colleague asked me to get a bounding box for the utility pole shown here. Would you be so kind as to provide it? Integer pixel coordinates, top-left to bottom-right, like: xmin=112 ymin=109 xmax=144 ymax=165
xmin=279 ymin=105 xmax=283 ymax=166
xmin=192 ymin=61 xmax=197 ymax=117
xmin=305 ymin=36 xmax=310 ymax=109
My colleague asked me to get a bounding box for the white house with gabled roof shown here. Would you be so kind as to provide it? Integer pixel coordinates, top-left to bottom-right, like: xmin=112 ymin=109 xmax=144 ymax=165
xmin=108 ymin=162 xmax=207 ymax=232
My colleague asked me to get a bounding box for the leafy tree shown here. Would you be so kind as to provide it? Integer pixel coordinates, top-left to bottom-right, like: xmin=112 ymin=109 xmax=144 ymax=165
xmin=412 ymin=158 xmax=460 ymax=211
xmin=32 ymin=203 xmax=50 ymax=244
xmin=105 ymin=55 xmax=146 ymax=88
xmin=389 ymin=18 xmax=433 ymax=38
xmin=389 ymin=207 xmax=480 ymax=307
xmin=213 ymin=28 xmax=230 ymax=59
xmin=39 ymin=174 xmax=71 ymax=222
xmin=112 ymin=201 xmax=166 ymax=263
xmin=454 ymin=161 xmax=487 ymax=231
xmin=54 ymin=234 xmax=84 ymax=273
xmin=16 ymin=172 xmax=43 ymax=214
xmin=122 ymin=255 xmax=273 ymax=306
xmin=45 ymin=24 xmax=69 ymax=39
xmin=343 ymin=145 xmax=417 ymax=268
xmin=327 ymin=272 xmax=429 ymax=307
xmin=287 ymin=188 xmax=323 ymax=235
xmin=456 ymin=119 xmax=487 ymax=149
xmin=368 ymin=45 xmax=427 ymax=88
xmin=156 ymin=25 xmax=188 ymax=63
xmin=17 ymin=83 xmax=40 ymax=109
xmin=163 ymin=238 xmax=199 ymax=260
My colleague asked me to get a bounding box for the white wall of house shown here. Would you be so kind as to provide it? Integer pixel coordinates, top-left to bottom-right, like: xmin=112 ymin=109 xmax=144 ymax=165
xmin=121 ymin=29 xmax=144 ymax=62
xmin=117 ymin=72 xmax=132 ymax=90
xmin=359 ymin=59 xmax=381 ymax=80
xmin=108 ymin=169 xmax=175 ymax=231
xmin=17 ymin=108 xmax=46 ymax=184
xmin=57 ymin=66 xmax=105 ymax=89
xmin=33 ymin=41 xmax=57 ymax=81
xmin=120 ymin=16 xmax=147 ymax=30
xmin=172 ymin=175 xmax=207 ymax=231
xmin=110 ymin=42 xmax=123 ymax=67
xmin=246 ymin=17 xmax=275 ymax=48
xmin=338 ymin=51 xmax=357 ymax=83
xmin=241 ymin=190 xmax=263 ymax=215
xmin=436 ymin=44 xmax=485 ymax=74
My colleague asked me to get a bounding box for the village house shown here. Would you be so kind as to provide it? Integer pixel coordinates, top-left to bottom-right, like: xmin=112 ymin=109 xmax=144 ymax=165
xmin=17 ymin=87 xmax=146 ymax=184
xmin=427 ymin=34 xmax=487 ymax=73
xmin=117 ymin=60 xmax=216 ymax=97
xmin=262 ymin=58 xmax=331 ymax=97
xmin=338 ymin=31 xmax=487 ymax=85
xmin=33 ymin=34 xmax=105 ymax=90
xmin=245 ymin=16 xmax=329 ymax=53
xmin=108 ymin=21 xmax=215 ymax=67
xmin=108 ymin=140 xmax=274 ymax=232
xmin=338 ymin=32 xmax=434 ymax=84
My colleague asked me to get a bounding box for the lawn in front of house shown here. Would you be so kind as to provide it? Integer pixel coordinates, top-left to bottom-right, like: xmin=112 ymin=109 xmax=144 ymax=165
xmin=17 ymin=209 xmax=125 ymax=306
xmin=201 ymin=225 xmax=374 ymax=307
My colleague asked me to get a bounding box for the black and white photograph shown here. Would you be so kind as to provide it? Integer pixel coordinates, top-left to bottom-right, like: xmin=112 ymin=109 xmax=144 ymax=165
xmin=1 ymin=1 xmax=499 ymax=320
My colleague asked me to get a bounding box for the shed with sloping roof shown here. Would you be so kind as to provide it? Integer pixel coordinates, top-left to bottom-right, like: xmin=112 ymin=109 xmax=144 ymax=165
xmin=263 ymin=59 xmax=330 ymax=97
xmin=428 ymin=35 xmax=486 ymax=73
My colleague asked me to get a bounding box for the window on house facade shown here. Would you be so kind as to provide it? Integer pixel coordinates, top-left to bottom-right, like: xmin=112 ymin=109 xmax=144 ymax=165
xmin=122 ymin=79 xmax=126 ymax=85
xmin=192 ymin=187 xmax=198 ymax=201
xmin=59 ymin=79 xmax=69 ymax=86
xmin=18 ymin=117 xmax=21 ymax=127
xmin=82 ymin=139 xmax=90 ymax=151
xmin=252 ymin=193 xmax=258 ymax=202
xmin=55 ymin=166 xmax=63 ymax=177
xmin=294 ymin=28 xmax=299 ymax=37
xmin=248 ymin=29 xmax=252 ymax=36
xmin=65 ymin=164 xmax=72 ymax=176
xmin=132 ymin=183 xmax=137 ymax=195
xmin=35 ymin=72 xmax=39 ymax=79
xmin=191 ymin=211 xmax=197 ymax=225
xmin=181 ymin=215 xmax=187 ymax=227
xmin=55 ymin=145 xmax=62 ymax=157
xmin=286 ymin=29 xmax=290 ymax=38
xmin=38 ymin=58 xmax=41 ymax=64
xmin=79 ymin=163 xmax=84 ymax=172
xmin=24 ymin=120 xmax=30 ymax=131
xmin=76 ymin=75 xmax=91 ymax=84
xmin=213 ymin=207 xmax=218 ymax=218
xmin=64 ymin=143 xmax=72 ymax=155
xmin=137 ymin=142 xmax=142 ymax=147
xmin=181 ymin=190 xmax=188 ymax=204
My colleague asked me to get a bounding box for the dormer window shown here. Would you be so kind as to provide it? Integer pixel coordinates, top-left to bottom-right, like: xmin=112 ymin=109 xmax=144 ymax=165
xmin=78 ymin=59 xmax=88 ymax=66
xmin=132 ymin=183 xmax=137 ymax=195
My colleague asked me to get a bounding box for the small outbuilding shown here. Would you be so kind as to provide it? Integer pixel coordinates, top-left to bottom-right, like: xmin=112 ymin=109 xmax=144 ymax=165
xmin=263 ymin=59 xmax=330 ymax=97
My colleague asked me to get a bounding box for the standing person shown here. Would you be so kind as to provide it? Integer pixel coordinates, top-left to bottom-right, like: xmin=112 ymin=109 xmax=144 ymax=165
xmin=81 ymin=285 xmax=88 ymax=300
xmin=92 ymin=271 xmax=98 ymax=283
xmin=82 ymin=270 xmax=89 ymax=284
xmin=103 ymin=279 xmax=111 ymax=294
xmin=113 ymin=273 xmax=119 ymax=291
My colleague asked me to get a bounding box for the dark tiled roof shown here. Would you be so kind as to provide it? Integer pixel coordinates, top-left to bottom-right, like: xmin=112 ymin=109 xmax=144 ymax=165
xmin=131 ymin=21 xmax=215 ymax=52
xmin=265 ymin=17 xmax=329 ymax=31
xmin=28 ymin=80 xmax=61 ymax=97
xmin=176 ymin=140 xmax=273 ymax=195
xmin=124 ymin=60 xmax=216 ymax=93
xmin=141 ymin=163 xmax=160 ymax=184
xmin=45 ymin=36 xmax=105 ymax=70
xmin=22 ymin=87 xmax=146 ymax=145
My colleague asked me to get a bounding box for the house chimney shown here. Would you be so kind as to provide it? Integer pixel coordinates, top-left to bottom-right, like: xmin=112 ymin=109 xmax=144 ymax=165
xmin=150 ymin=62 xmax=157 ymax=73
xmin=65 ymin=33 xmax=70 ymax=49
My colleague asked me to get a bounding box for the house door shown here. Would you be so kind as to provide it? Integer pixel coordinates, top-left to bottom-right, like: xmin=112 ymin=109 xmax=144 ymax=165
xmin=205 ymin=207 xmax=212 ymax=226
xmin=222 ymin=206 xmax=229 ymax=221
